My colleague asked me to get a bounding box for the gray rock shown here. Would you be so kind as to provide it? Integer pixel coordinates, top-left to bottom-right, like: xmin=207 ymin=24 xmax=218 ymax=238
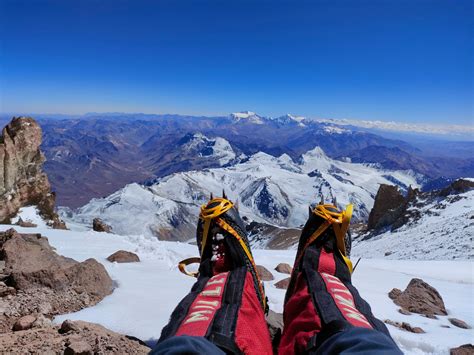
xmin=449 ymin=318 xmax=471 ymax=329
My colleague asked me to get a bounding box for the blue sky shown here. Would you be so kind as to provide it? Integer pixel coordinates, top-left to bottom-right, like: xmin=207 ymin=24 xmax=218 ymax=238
xmin=1 ymin=0 xmax=472 ymax=124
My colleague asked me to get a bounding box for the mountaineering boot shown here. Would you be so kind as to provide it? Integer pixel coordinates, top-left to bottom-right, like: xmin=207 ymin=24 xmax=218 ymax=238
xmin=279 ymin=203 xmax=402 ymax=354
xmin=156 ymin=196 xmax=272 ymax=355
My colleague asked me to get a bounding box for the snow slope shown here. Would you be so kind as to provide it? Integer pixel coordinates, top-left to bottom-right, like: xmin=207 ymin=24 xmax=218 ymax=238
xmin=0 ymin=223 xmax=471 ymax=354
xmin=65 ymin=146 xmax=421 ymax=242
xmin=352 ymin=190 xmax=474 ymax=260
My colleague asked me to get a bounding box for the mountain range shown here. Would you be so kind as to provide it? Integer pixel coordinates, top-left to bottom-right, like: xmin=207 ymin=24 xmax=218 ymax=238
xmin=62 ymin=145 xmax=421 ymax=246
xmin=2 ymin=112 xmax=472 ymax=208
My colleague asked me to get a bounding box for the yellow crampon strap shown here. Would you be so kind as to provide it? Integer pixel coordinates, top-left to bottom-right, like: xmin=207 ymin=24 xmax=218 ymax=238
xmin=214 ymin=217 xmax=267 ymax=311
xmin=178 ymin=257 xmax=201 ymax=277
xmin=295 ymin=203 xmax=354 ymax=273
xmin=199 ymin=198 xmax=234 ymax=255
xmin=178 ymin=197 xmax=267 ymax=310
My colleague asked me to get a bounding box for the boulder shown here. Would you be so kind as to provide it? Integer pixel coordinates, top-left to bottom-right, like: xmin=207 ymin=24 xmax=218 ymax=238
xmin=274 ymin=277 xmax=291 ymax=290
xmin=256 ymin=265 xmax=274 ymax=281
xmin=449 ymin=318 xmax=471 ymax=329
xmin=0 ymin=117 xmax=66 ymax=228
xmin=107 ymin=250 xmax=140 ymax=263
xmin=93 ymin=218 xmax=112 ymax=233
xmin=12 ymin=315 xmax=36 ymax=331
xmin=275 ymin=263 xmax=292 ymax=274
xmin=1 ymin=229 xmax=113 ymax=297
xmin=0 ymin=228 xmax=113 ymax=332
xmin=0 ymin=320 xmax=150 ymax=354
xmin=450 ymin=344 xmax=474 ymax=355
xmin=389 ymin=278 xmax=447 ymax=316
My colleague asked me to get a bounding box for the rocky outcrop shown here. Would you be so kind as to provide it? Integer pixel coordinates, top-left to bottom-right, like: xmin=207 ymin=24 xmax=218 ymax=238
xmin=389 ymin=278 xmax=447 ymax=317
xmin=367 ymin=184 xmax=406 ymax=230
xmin=0 ymin=117 xmax=65 ymax=228
xmin=93 ymin=218 xmax=112 ymax=233
xmin=256 ymin=265 xmax=274 ymax=281
xmin=367 ymin=179 xmax=474 ymax=235
xmin=0 ymin=228 xmax=113 ymax=332
xmin=107 ymin=250 xmax=140 ymax=263
xmin=0 ymin=319 xmax=150 ymax=354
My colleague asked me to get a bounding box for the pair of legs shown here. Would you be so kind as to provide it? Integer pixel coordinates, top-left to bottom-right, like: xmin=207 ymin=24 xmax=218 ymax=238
xmin=152 ymin=198 xmax=401 ymax=354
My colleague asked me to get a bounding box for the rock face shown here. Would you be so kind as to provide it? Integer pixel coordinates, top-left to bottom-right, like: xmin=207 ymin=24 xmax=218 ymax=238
xmin=389 ymin=278 xmax=447 ymax=316
xmin=367 ymin=179 xmax=474 ymax=235
xmin=367 ymin=184 xmax=406 ymax=230
xmin=0 ymin=228 xmax=113 ymax=332
xmin=107 ymin=250 xmax=140 ymax=263
xmin=0 ymin=117 xmax=65 ymax=228
xmin=256 ymin=265 xmax=274 ymax=281
xmin=93 ymin=218 xmax=112 ymax=233
xmin=0 ymin=320 xmax=149 ymax=354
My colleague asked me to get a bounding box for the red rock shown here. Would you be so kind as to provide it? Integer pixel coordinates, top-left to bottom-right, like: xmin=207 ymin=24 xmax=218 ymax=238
xmin=389 ymin=278 xmax=447 ymax=316
xmin=274 ymin=277 xmax=291 ymax=290
xmin=275 ymin=263 xmax=292 ymax=274
xmin=12 ymin=315 xmax=36 ymax=331
xmin=256 ymin=265 xmax=274 ymax=281
xmin=107 ymin=250 xmax=140 ymax=263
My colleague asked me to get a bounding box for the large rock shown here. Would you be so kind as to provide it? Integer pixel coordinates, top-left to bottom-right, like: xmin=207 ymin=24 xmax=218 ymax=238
xmin=93 ymin=218 xmax=112 ymax=233
xmin=107 ymin=250 xmax=140 ymax=263
xmin=0 ymin=117 xmax=66 ymax=228
xmin=389 ymin=278 xmax=447 ymax=316
xmin=275 ymin=263 xmax=292 ymax=274
xmin=256 ymin=265 xmax=274 ymax=281
xmin=0 ymin=228 xmax=113 ymax=332
xmin=0 ymin=320 xmax=149 ymax=354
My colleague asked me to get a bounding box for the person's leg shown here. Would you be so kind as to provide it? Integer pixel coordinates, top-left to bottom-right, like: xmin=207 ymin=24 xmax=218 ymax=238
xmin=154 ymin=197 xmax=272 ymax=355
xmin=279 ymin=204 xmax=402 ymax=354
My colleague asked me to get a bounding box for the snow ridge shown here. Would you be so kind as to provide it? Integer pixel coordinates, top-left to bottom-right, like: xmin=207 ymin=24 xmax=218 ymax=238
xmin=65 ymin=146 xmax=421 ymax=242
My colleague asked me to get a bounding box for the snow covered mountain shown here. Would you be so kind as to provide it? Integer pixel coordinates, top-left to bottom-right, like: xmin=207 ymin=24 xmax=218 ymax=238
xmin=64 ymin=146 xmax=421 ymax=244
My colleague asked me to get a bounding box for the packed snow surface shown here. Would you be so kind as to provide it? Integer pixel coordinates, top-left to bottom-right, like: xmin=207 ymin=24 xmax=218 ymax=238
xmin=0 ymin=223 xmax=472 ymax=354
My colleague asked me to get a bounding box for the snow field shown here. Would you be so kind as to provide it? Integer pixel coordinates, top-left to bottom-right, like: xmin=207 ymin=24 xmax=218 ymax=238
xmin=1 ymin=222 xmax=472 ymax=353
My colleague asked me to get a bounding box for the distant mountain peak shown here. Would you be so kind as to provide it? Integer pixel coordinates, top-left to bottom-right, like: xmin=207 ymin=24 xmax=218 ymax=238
xmin=230 ymin=111 xmax=265 ymax=124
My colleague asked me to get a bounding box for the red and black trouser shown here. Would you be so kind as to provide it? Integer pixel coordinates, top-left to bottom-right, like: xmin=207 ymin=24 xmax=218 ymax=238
xmin=153 ymin=250 xmax=401 ymax=354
